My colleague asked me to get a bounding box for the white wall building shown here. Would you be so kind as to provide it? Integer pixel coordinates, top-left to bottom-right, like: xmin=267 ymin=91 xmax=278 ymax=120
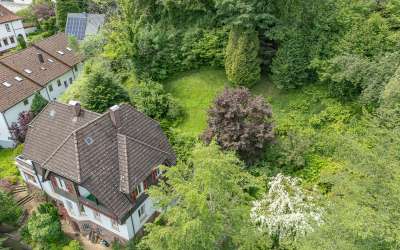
xmin=15 ymin=102 xmax=176 ymax=244
xmin=0 ymin=4 xmax=26 ymax=53
xmin=0 ymin=33 xmax=83 ymax=148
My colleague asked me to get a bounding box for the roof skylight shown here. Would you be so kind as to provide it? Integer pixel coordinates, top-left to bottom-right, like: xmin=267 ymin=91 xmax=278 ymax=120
xmin=84 ymin=136 xmax=94 ymax=145
xmin=47 ymin=58 xmax=54 ymax=63
xmin=24 ymin=69 xmax=32 ymax=74
xmin=40 ymin=67 xmax=46 ymax=70
xmin=57 ymin=50 xmax=65 ymax=55
xmin=14 ymin=76 xmax=23 ymax=82
xmin=66 ymin=47 xmax=72 ymax=51
xmin=2 ymin=82 xmax=11 ymax=87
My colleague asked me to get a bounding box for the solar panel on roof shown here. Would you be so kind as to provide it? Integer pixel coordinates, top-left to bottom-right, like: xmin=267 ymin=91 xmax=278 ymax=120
xmin=65 ymin=16 xmax=87 ymax=40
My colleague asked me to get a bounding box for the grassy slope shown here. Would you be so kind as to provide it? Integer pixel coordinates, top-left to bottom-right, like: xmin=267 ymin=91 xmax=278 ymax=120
xmin=165 ymin=69 xmax=228 ymax=135
xmin=0 ymin=144 xmax=23 ymax=183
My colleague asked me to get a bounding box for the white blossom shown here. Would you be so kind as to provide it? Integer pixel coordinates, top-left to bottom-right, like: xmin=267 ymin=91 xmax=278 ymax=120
xmin=250 ymin=173 xmax=323 ymax=242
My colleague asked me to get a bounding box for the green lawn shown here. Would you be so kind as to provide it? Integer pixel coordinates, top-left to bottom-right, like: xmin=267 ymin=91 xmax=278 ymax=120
xmin=0 ymin=145 xmax=23 ymax=183
xmin=165 ymin=69 xmax=229 ymax=135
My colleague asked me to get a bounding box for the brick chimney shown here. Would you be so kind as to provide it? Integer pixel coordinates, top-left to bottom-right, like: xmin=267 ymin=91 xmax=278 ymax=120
xmin=68 ymin=100 xmax=81 ymax=117
xmin=109 ymin=105 xmax=121 ymax=128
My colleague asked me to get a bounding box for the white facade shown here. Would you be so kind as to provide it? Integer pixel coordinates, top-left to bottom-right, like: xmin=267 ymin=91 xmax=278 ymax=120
xmin=0 ymin=19 xmax=26 ymax=52
xmin=16 ymin=158 xmax=155 ymax=241
xmin=0 ymin=67 xmax=82 ymax=148
xmin=13 ymin=0 xmax=33 ymax=5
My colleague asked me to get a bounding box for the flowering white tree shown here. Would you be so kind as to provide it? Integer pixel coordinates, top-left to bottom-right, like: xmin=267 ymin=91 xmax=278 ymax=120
xmin=250 ymin=173 xmax=323 ymax=248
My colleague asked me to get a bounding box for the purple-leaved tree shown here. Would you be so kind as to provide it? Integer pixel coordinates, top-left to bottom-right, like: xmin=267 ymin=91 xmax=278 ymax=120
xmin=202 ymin=87 xmax=274 ymax=162
xmin=10 ymin=111 xmax=33 ymax=144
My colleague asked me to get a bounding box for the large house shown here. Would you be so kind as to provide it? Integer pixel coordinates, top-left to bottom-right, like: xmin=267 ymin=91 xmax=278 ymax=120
xmin=0 ymin=32 xmax=83 ymax=148
xmin=0 ymin=4 xmax=26 ymax=52
xmin=15 ymin=101 xmax=176 ymax=243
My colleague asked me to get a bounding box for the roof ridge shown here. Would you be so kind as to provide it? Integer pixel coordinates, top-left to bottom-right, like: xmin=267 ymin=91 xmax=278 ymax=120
xmin=123 ymin=133 xmax=173 ymax=157
xmin=41 ymin=133 xmax=73 ymax=169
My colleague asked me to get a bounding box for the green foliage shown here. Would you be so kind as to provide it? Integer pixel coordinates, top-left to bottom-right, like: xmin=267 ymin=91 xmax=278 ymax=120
xmin=130 ymin=80 xmax=183 ymax=126
xmin=271 ymin=31 xmax=311 ymax=89
xmin=0 ymin=191 xmax=22 ymax=225
xmin=17 ymin=35 xmax=27 ymax=49
xmin=140 ymin=143 xmax=262 ymax=250
xmin=0 ymin=145 xmax=23 ymax=183
xmin=30 ymin=93 xmax=49 ymax=116
xmin=225 ymin=28 xmax=261 ymax=87
xmin=62 ymin=240 xmax=83 ymax=250
xmin=165 ymin=129 xmax=197 ymax=163
xmin=79 ymin=60 xmax=129 ymax=112
xmin=56 ymin=0 xmax=81 ymax=30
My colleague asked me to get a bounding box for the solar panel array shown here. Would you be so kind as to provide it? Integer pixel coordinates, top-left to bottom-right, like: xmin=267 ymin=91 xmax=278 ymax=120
xmin=65 ymin=16 xmax=87 ymax=40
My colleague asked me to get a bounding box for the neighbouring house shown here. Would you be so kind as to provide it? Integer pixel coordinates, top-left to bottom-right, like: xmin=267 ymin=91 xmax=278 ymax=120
xmin=15 ymin=101 xmax=176 ymax=244
xmin=0 ymin=4 xmax=26 ymax=53
xmin=65 ymin=13 xmax=105 ymax=41
xmin=0 ymin=32 xmax=83 ymax=148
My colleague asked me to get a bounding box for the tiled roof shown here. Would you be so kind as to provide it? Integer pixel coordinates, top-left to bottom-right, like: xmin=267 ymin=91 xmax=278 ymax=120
xmin=22 ymin=102 xmax=176 ymax=220
xmin=0 ymin=5 xmax=21 ymax=24
xmin=0 ymin=47 xmax=71 ymax=87
xmin=33 ymin=33 xmax=82 ymax=67
xmin=0 ymin=64 xmax=41 ymax=112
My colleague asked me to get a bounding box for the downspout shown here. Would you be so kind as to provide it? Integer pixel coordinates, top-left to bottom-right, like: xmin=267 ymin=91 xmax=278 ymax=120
xmin=129 ymin=211 xmax=136 ymax=237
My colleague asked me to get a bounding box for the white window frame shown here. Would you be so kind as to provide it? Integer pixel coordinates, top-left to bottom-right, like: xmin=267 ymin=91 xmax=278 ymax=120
xmin=5 ymin=23 xmax=10 ymax=32
xmin=56 ymin=177 xmax=68 ymax=192
xmin=156 ymin=167 xmax=162 ymax=177
xmin=136 ymin=182 xmax=144 ymax=197
xmin=138 ymin=204 xmax=146 ymax=222
xmin=79 ymin=204 xmax=86 ymax=216
xmin=65 ymin=200 xmax=75 ymax=216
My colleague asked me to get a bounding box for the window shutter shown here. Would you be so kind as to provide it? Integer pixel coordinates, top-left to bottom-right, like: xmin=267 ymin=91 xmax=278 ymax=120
xmin=151 ymin=170 xmax=157 ymax=182
xmin=66 ymin=182 xmax=74 ymax=193
xmin=50 ymin=176 xmax=58 ymax=189
xmin=131 ymin=190 xmax=137 ymax=201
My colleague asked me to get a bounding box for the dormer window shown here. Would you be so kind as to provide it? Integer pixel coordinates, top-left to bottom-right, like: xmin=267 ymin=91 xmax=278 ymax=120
xmin=48 ymin=58 xmax=54 ymax=63
xmin=2 ymin=81 xmax=11 ymax=87
xmin=14 ymin=76 xmax=23 ymax=82
xmin=66 ymin=47 xmax=72 ymax=51
xmin=57 ymin=50 xmax=64 ymax=55
xmin=24 ymin=69 xmax=32 ymax=74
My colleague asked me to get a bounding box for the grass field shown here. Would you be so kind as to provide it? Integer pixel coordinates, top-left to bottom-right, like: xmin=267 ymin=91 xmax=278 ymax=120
xmin=165 ymin=69 xmax=228 ymax=135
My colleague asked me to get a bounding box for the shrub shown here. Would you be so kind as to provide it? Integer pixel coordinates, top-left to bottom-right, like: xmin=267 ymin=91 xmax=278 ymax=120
xmin=202 ymin=87 xmax=274 ymax=162
xmin=62 ymin=240 xmax=83 ymax=250
xmin=10 ymin=111 xmax=33 ymax=144
xmin=0 ymin=190 xmax=22 ymax=225
xmin=225 ymin=27 xmax=261 ymax=87
xmin=31 ymin=92 xmax=48 ymax=116
xmin=131 ymin=80 xmax=184 ymax=126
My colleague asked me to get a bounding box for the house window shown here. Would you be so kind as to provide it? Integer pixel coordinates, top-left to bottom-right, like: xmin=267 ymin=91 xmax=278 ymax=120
xmin=23 ymin=172 xmax=36 ymax=184
xmin=74 ymin=65 xmax=78 ymax=71
xmin=56 ymin=177 xmax=68 ymax=192
xmin=94 ymin=211 xmax=101 ymax=221
xmin=69 ymin=77 xmax=73 ymax=84
xmin=65 ymin=200 xmax=75 ymax=216
xmin=48 ymin=84 xmax=53 ymax=92
xmin=82 ymin=223 xmax=91 ymax=232
xmin=64 ymin=81 xmax=68 ymax=88
xmin=57 ymin=80 xmax=61 ymax=86
xmin=138 ymin=204 xmax=146 ymax=221
xmin=9 ymin=36 xmax=15 ymax=44
xmin=156 ymin=167 xmax=162 ymax=177
xmin=5 ymin=23 xmax=10 ymax=32
xmin=111 ymin=219 xmax=119 ymax=231
xmin=23 ymin=99 xmax=29 ymax=105
xmin=136 ymin=183 xmax=144 ymax=197
xmin=3 ymin=38 xmax=8 ymax=46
